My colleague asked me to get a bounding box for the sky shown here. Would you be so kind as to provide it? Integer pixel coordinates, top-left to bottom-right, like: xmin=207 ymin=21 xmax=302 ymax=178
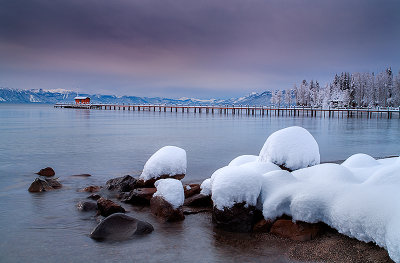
xmin=0 ymin=0 xmax=399 ymax=98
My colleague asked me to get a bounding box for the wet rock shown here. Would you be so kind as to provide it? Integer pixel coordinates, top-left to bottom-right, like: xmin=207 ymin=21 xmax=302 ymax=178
xmin=270 ymin=219 xmax=323 ymax=241
xmin=183 ymin=207 xmax=212 ymax=215
xmin=87 ymin=194 xmax=101 ymax=200
xmin=44 ymin=178 xmax=62 ymax=189
xmin=121 ymin=188 xmax=156 ymax=205
xmin=106 ymin=175 xmax=137 ymax=192
xmin=183 ymin=194 xmax=212 ymax=207
xmin=97 ymin=197 xmax=125 ymax=217
xmin=77 ymin=201 xmax=98 ymax=211
xmin=36 ymin=167 xmax=55 ymax=177
xmin=136 ymin=173 xmax=185 ymax=188
xmin=71 ymin=173 xmax=92 ymax=177
xmin=90 ymin=213 xmax=153 ymax=241
xmin=80 ymin=185 xmax=101 ymax=193
xmin=212 ymin=202 xmax=257 ymax=232
xmin=184 ymin=184 xmax=200 ymax=198
xmin=253 ymin=218 xmax=274 ymax=233
xmin=150 ymin=196 xmax=185 ymax=222
xmin=28 ymin=178 xmax=53 ymax=192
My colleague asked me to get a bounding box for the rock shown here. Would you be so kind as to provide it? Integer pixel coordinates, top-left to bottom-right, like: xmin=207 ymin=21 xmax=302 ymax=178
xmin=183 ymin=207 xmax=212 ymax=215
xmin=87 ymin=194 xmax=101 ymax=200
xmin=77 ymin=201 xmax=98 ymax=211
xmin=212 ymin=202 xmax=257 ymax=232
xmin=136 ymin=174 xmax=185 ymax=188
xmin=253 ymin=218 xmax=274 ymax=233
xmin=184 ymin=184 xmax=200 ymax=198
xmin=90 ymin=213 xmax=154 ymax=241
xmin=28 ymin=178 xmax=53 ymax=192
xmin=71 ymin=173 xmax=92 ymax=177
xmin=44 ymin=178 xmax=62 ymax=189
xmin=150 ymin=196 xmax=185 ymax=222
xmin=97 ymin=197 xmax=125 ymax=217
xmin=121 ymin=188 xmax=156 ymax=205
xmin=106 ymin=175 xmax=137 ymax=192
xmin=80 ymin=185 xmax=101 ymax=193
xmin=36 ymin=167 xmax=55 ymax=177
xmin=183 ymin=194 xmax=212 ymax=207
xmin=270 ymin=219 xmax=323 ymax=241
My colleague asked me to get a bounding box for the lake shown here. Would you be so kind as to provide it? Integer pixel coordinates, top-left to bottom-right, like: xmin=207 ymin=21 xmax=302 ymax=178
xmin=0 ymin=104 xmax=399 ymax=262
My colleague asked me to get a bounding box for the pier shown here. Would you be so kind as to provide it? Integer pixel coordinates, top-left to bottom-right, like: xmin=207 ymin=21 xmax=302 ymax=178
xmin=54 ymin=103 xmax=400 ymax=119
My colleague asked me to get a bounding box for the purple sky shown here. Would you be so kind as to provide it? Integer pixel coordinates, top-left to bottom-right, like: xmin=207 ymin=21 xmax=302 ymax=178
xmin=0 ymin=0 xmax=399 ymax=98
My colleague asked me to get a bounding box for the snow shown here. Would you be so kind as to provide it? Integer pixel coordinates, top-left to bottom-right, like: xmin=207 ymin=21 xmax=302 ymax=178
xmin=140 ymin=146 xmax=187 ymax=181
xmin=239 ymin=161 xmax=281 ymax=175
xmin=29 ymin=95 xmax=40 ymax=102
xmin=211 ymin=166 xmax=262 ymax=210
xmin=200 ymin=178 xmax=212 ymax=196
xmin=228 ymin=155 xmax=258 ymax=166
xmin=258 ymin=126 xmax=320 ymax=170
xmin=0 ymin=97 xmax=6 ymax=102
xmin=153 ymin=179 xmax=184 ymax=209
xmin=342 ymin=153 xmax=380 ymax=168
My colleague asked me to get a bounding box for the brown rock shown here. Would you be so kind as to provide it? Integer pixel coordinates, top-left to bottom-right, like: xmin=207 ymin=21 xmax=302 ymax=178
xmin=106 ymin=175 xmax=137 ymax=192
xmin=137 ymin=173 xmax=185 ymax=188
xmin=212 ymin=202 xmax=257 ymax=232
xmin=36 ymin=167 xmax=55 ymax=177
xmin=270 ymin=219 xmax=323 ymax=241
xmin=28 ymin=178 xmax=53 ymax=192
xmin=87 ymin=194 xmax=101 ymax=200
xmin=150 ymin=196 xmax=185 ymax=222
xmin=97 ymin=197 xmax=125 ymax=217
xmin=77 ymin=201 xmax=98 ymax=211
xmin=183 ymin=194 xmax=212 ymax=207
xmin=44 ymin=178 xmax=62 ymax=189
xmin=80 ymin=185 xmax=101 ymax=193
xmin=121 ymin=188 xmax=156 ymax=205
xmin=183 ymin=184 xmax=200 ymax=198
xmin=71 ymin=174 xmax=92 ymax=177
xmin=253 ymin=218 xmax=274 ymax=233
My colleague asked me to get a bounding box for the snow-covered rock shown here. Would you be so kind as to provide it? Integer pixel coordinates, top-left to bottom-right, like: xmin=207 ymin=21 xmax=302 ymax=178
xmin=342 ymin=153 xmax=380 ymax=168
xmin=200 ymin=178 xmax=212 ymax=196
xmin=153 ymin=179 xmax=184 ymax=209
xmin=139 ymin=146 xmax=187 ymax=184
xmin=292 ymin=163 xmax=360 ymax=184
xmin=228 ymin=155 xmax=258 ymax=166
xmin=258 ymin=126 xmax=320 ymax=171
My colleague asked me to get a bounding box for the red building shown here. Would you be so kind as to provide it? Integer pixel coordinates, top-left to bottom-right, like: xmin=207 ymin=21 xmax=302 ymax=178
xmin=74 ymin=96 xmax=90 ymax=104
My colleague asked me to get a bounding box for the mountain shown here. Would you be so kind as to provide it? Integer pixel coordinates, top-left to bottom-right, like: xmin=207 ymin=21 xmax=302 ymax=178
xmin=0 ymin=88 xmax=273 ymax=106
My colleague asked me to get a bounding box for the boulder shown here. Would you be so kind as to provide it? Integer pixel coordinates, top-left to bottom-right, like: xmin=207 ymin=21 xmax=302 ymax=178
xmin=87 ymin=194 xmax=101 ymax=200
xmin=212 ymin=202 xmax=257 ymax=232
xmin=183 ymin=184 xmax=200 ymax=198
xmin=97 ymin=197 xmax=125 ymax=217
xmin=150 ymin=196 xmax=185 ymax=222
xmin=80 ymin=185 xmax=101 ymax=193
xmin=90 ymin=213 xmax=154 ymax=241
xmin=136 ymin=174 xmax=185 ymax=188
xmin=270 ymin=219 xmax=323 ymax=241
xmin=28 ymin=178 xmax=53 ymax=192
xmin=44 ymin=178 xmax=62 ymax=189
xmin=183 ymin=194 xmax=212 ymax=207
xmin=36 ymin=167 xmax=55 ymax=177
xmin=253 ymin=218 xmax=274 ymax=233
xmin=106 ymin=175 xmax=137 ymax=192
xmin=77 ymin=201 xmax=98 ymax=211
xmin=121 ymin=188 xmax=157 ymax=205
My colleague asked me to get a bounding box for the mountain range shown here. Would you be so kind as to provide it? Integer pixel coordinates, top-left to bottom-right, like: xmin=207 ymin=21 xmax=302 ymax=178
xmin=0 ymin=88 xmax=273 ymax=106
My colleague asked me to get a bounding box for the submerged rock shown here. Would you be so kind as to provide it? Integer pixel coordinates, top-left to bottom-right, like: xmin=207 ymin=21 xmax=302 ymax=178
xmin=183 ymin=184 xmax=200 ymax=198
xmin=87 ymin=194 xmax=101 ymax=200
xmin=36 ymin=167 xmax=55 ymax=177
xmin=90 ymin=213 xmax=153 ymax=241
xmin=106 ymin=175 xmax=137 ymax=192
xmin=270 ymin=219 xmax=323 ymax=241
xmin=44 ymin=178 xmax=62 ymax=189
xmin=150 ymin=196 xmax=185 ymax=222
xmin=80 ymin=185 xmax=101 ymax=193
xmin=121 ymin=188 xmax=156 ymax=205
xmin=212 ymin=202 xmax=257 ymax=232
xmin=183 ymin=194 xmax=212 ymax=207
xmin=71 ymin=173 xmax=92 ymax=177
xmin=77 ymin=201 xmax=98 ymax=211
xmin=28 ymin=178 xmax=62 ymax=192
xmin=97 ymin=198 xmax=125 ymax=217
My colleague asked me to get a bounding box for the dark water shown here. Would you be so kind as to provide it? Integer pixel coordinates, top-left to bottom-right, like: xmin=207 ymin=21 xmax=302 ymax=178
xmin=0 ymin=104 xmax=399 ymax=262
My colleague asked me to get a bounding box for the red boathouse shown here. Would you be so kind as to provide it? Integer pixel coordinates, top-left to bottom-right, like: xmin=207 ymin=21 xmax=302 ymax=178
xmin=74 ymin=96 xmax=90 ymax=104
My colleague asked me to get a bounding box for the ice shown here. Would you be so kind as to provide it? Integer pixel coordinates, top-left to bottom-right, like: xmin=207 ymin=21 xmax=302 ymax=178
xmin=211 ymin=166 xmax=262 ymax=210
xmin=200 ymin=178 xmax=212 ymax=196
xmin=139 ymin=146 xmax=187 ymax=181
xmin=258 ymin=126 xmax=320 ymax=170
xmin=153 ymin=179 xmax=184 ymax=209
xmin=228 ymin=155 xmax=258 ymax=166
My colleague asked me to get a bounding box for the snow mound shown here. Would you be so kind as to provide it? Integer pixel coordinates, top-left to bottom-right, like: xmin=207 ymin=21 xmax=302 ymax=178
xmin=228 ymin=155 xmax=258 ymax=166
xmin=342 ymin=153 xmax=380 ymax=168
xmin=153 ymin=179 xmax=184 ymax=209
xmin=140 ymin=146 xmax=187 ymax=181
xmin=364 ymin=163 xmax=400 ymax=185
xmin=211 ymin=166 xmax=262 ymax=210
xmin=200 ymin=178 xmax=212 ymax=196
xmin=239 ymin=161 xmax=281 ymax=175
xmin=292 ymin=163 xmax=360 ymax=184
xmin=258 ymin=126 xmax=320 ymax=170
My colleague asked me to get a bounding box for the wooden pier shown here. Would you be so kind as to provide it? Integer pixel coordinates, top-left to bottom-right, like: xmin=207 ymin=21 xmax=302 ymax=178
xmin=54 ymin=103 xmax=400 ymax=119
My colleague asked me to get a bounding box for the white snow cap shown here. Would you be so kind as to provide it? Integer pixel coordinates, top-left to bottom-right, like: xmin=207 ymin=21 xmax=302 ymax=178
xmin=228 ymin=155 xmax=258 ymax=166
xmin=154 ymin=179 xmax=184 ymax=209
xmin=211 ymin=166 xmax=262 ymax=210
xmin=140 ymin=146 xmax=187 ymax=181
xmin=258 ymin=126 xmax=320 ymax=170
xmin=200 ymin=178 xmax=212 ymax=196
xmin=342 ymin=153 xmax=380 ymax=168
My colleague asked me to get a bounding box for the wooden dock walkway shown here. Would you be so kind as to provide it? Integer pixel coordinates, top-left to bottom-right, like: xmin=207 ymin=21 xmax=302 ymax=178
xmin=54 ymin=103 xmax=400 ymax=119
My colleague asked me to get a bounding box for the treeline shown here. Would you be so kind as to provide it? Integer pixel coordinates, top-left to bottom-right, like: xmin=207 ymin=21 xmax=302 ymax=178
xmin=271 ymin=68 xmax=400 ymax=108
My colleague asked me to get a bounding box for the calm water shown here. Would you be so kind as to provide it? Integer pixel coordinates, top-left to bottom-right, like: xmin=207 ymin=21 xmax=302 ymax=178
xmin=0 ymin=104 xmax=399 ymax=262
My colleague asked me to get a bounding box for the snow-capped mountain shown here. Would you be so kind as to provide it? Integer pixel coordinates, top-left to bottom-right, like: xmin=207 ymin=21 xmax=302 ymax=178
xmin=0 ymin=88 xmax=273 ymax=106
